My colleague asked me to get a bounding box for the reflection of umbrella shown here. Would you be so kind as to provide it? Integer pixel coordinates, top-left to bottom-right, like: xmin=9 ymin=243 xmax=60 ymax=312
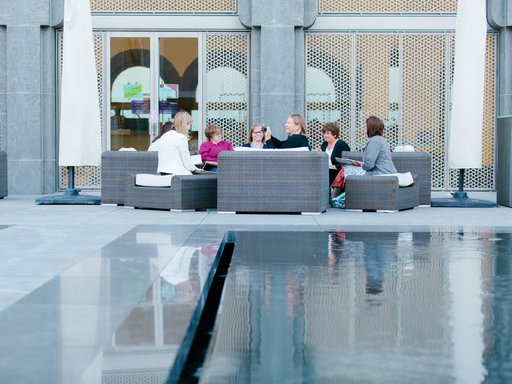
xmin=36 ymin=0 xmax=101 ymax=204
xmin=432 ymin=0 xmax=496 ymax=207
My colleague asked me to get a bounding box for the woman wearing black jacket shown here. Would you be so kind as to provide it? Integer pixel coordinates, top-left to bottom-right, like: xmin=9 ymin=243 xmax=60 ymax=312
xmin=318 ymin=122 xmax=350 ymax=185
xmin=264 ymin=113 xmax=311 ymax=149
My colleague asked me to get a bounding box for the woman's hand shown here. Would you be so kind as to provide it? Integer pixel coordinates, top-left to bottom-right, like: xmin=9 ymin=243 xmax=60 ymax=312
xmin=264 ymin=128 xmax=272 ymax=141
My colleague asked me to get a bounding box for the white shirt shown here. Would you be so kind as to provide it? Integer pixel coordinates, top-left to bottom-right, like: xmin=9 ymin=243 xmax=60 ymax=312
xmin=156 ymin=130 xmax=198 ymax=175
xmin=147 ymin=140 xmax=160 ymax=152
xmin=325 ymin=147 xmax=333 ymax=165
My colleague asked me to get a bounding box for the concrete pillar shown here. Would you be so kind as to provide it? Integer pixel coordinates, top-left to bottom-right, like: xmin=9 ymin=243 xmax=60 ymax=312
xmin=488 ymin=0 xmax=512 ymax=116
xmin=239 ymin=0 xmax=316 ymax=139
xmin=0 ymin=0 xmax=59 ymax=194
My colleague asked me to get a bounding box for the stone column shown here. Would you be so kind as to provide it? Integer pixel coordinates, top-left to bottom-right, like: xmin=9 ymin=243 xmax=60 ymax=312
xmin=0 ymin=0 xmax=59 ymax=194
xmin=239 ymin=0 xmax=316 ymax=139
xmin=488 ymin=0 xmax=512 ymax=116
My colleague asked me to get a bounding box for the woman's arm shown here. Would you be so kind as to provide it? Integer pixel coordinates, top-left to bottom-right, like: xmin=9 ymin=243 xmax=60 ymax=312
xmin=362 ymin=138 xmax=379 ymax=171
xmin=199 ymin=141 xmax=213 ymax=162
xmin=178 ymin=135 xmax=198 ymax=171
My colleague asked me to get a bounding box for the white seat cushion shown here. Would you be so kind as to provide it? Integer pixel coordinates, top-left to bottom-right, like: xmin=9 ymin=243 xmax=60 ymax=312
xmin=135 ymin=173 xmax=173 ymax=187
xmin=375 ymin=172 xmax=414 ymax=187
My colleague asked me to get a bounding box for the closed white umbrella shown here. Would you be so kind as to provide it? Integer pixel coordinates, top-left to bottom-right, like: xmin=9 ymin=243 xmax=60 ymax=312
xmin=432 ymin=0 xmax=496 ymax=207
xmin=37 ymin=0 xmax=101 ymax=204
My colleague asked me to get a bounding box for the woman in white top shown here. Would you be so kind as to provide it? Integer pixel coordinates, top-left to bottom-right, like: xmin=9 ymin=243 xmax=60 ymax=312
xmin=157 ymin=111 xmax=200 ymax=175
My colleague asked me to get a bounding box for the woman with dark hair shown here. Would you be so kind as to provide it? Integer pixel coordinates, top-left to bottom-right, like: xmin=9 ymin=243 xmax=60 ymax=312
xmin=148 ymin=121 xmax=173 ymax=151
xmin=361 ymin=115 xmax=396 ymax=175
xmin=264 ymin=113 xmax=311 ymax=149
xmin=331 ymin=115 xmax=396 ymax=200
xmin=318 ymin=122 xmax=350 ymax=185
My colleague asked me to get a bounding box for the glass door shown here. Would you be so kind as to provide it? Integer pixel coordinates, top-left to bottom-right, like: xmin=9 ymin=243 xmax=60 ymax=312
xmin=157 ymin=36 xmax=200 ymax=151
xmin=108 ymin=33 xmax=200 ymax=151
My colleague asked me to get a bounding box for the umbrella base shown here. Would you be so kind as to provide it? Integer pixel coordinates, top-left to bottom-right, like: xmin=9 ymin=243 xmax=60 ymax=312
xmin=35 ymin=189 xmax=100 ymax=205
xmin=431 ymin=194 xmax=497 ymax=208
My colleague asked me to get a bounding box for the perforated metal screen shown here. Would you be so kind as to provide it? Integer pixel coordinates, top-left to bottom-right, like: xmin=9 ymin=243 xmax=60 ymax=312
xmin=306 ymin=32 xmax=496 ymax=191
xmin=90 ymin=0 xmax=236 ymax=13
xmin=319 ymin=0 xmax=457 ymax=13
xmin=204 ymin=33 xmax=250 ymax=148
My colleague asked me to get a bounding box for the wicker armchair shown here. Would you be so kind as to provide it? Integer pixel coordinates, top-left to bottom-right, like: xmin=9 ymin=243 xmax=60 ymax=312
xmin=101 ymin=151 xmax=158 ymax=205
xmin=0 ymin=151 xmax=7 ymax=198
xmin=342 ymin=150 xmax=431 ymax=205
xmin=344 ymin=174 xmax=419 ymax=211
xmin=124 ymin=173 xmax=217 ymax=211
xmin=101 ymin=150 xmax=217 ymax=210
xmin=217 ymin=150 xmax=329 ymax=214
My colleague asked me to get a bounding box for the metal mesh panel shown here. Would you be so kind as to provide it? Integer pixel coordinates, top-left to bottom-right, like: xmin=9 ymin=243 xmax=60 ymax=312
xmin=90 ymin=0 xmax=236 ymax=13
xmin=356 ymin=34 xmax=399 ymax=151
xmin=402 ymin=34 xmax=447 ymax=189
xmin=102 ymin=370 xmax=169 ymax=384
xmin=306 ymin=34 xmax=352 ymax=150
xmin=319 ymin=0 xmax=457 ymax=13
xmin=204 ymin=33 xmax=249 ymax=147
xmin=58 ymin=32 xmax=104 ymax=189
xmin=305 ymin=32 xmax=496 ymax=191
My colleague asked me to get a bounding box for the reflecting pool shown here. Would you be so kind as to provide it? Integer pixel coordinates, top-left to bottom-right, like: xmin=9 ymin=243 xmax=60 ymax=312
xmin=199 ymin=231 xmax=512 ymax=384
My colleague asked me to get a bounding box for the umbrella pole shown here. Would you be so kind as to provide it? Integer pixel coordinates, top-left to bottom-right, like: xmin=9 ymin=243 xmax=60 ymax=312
xmin=64 ymin=166 xmax=79 ymax=196
xmin=452 ymin=169 xmax=468 ymax=199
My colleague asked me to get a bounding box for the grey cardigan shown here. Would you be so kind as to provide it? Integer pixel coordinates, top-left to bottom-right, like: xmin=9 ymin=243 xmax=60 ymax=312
xmin=362 ymin=135 xmax=397 ymax=175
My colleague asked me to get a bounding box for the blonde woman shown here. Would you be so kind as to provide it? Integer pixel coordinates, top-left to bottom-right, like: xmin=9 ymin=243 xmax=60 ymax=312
xmin=264 ymin=113 xmax=310 ymax=149
xmin=157 ymin=111 xmax=200 ymax=175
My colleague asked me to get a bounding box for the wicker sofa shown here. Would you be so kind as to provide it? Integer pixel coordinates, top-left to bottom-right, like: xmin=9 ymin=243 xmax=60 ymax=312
xmin=342 ymin=151 xmax=432 ymax=211
xmin=217 ymin=150 xmax=329 ymax=214
xmin=101 ymin=150 xmax=217 ymax=210
xmin=0 ymin=151 xmax=7 ymax=199
xmin=342 ymin=150 xmax=432 ymax=207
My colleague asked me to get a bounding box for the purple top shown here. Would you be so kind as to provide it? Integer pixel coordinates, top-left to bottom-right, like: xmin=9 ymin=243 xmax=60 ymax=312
xmin=199 ymin=140 xmax=234 ymax=162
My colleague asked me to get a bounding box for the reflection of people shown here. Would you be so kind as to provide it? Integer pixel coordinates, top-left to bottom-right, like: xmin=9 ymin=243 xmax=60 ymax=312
xmin=199 ymin=124 xmax=234 ymax=170
xmin=318 ymin=122 xmax=350 ymax=186
xmin=161 ymin=247 xmax=202 ymax=345
xmin=148 ymin=121 xmax=172 ymax=151
xmin=331 ymin=116 xmax=397 ymax=198
xmin=111 ymin=108 xmax=125 ymax=130
xmin=264 ymin=113 xmax=311 ymax=149
xmin=243 ymin=123 xmax=269 ymax=148
xmin=363 ymin=241 xmax=393 ymax=295
xmin=157 ymin=110 xmax=200 ymax=175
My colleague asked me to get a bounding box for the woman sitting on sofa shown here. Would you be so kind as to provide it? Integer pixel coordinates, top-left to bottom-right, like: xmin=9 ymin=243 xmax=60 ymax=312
xmin=156 ymin=111 xmax=200 ymax=175
xmin=199 ymin=124 xmax=234 ymax=171
xmin=264 ymin=113 xmax=311 ymax=149
xmin=317 ymin=122 xmax=350 ymax=186
xmin=148 ymin=121 xmax=172 ymax=151
xmin=331 ymin=115 xmax=397 ymax=199
xmin=242 ymin=123 xmax=269 ymax=149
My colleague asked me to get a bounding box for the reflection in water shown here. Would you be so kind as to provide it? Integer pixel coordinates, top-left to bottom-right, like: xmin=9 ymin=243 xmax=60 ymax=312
xmin=199 ymin=231 xmax=512 ymax=384
xmin=105 ymin=236 xmax=218 ymax=382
